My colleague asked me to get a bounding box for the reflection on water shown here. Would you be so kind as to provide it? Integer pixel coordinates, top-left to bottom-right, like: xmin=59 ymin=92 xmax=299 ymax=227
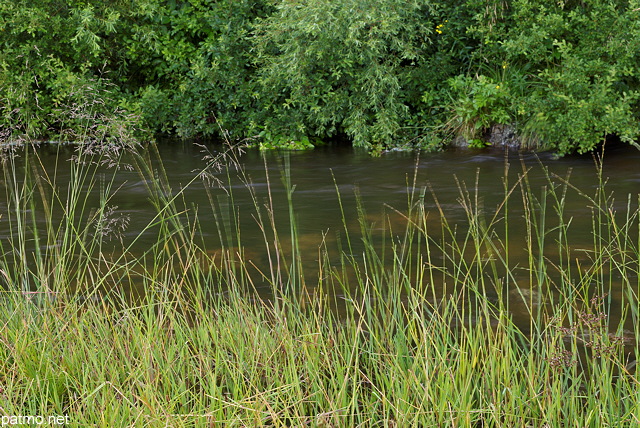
xmin=1 ymin=141 xmax=639 ymax=332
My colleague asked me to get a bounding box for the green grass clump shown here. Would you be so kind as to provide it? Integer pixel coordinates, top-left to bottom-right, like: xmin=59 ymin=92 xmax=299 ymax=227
xmin=0 ymin=140 xmax=639 ymax=426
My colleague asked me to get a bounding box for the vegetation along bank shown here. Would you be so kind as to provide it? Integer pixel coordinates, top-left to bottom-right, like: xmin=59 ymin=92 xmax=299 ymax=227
xmin=2 ymin=0 xmax=640 ymax=153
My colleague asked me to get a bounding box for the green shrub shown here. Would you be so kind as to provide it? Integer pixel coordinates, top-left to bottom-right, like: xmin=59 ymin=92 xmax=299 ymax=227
xmin=122 ymin=0 xmax=273 ymax=139
xmin=444 ymin=74 xmax=512 ymax=144
xmin=0 ymin=0 xmax=271 ymax=142
xmin=0 ymin=0 xmax=141 ymax=141
xmin=253 ymin=0 xmax=438 ymax=150
xmin=499 ymin=0 xmax=640 ymax=153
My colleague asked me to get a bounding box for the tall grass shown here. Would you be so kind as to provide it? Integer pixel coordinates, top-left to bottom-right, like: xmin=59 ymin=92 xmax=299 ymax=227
xmin=0 ymin=133 xmax=638 ymax=426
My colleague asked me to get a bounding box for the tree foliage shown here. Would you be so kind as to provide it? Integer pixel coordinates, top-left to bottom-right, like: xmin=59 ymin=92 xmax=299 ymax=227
xmin=1 ymin=0 xmax=640 ymax=154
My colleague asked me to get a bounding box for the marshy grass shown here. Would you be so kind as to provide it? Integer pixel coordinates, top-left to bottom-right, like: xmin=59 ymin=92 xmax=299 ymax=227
xmin=0 ymin=137 xmax=639 ymax=426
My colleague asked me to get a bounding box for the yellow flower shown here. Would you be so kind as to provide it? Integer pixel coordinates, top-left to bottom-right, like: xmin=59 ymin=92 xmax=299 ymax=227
xmin=496 ymin=85 xmax=500 ymax=89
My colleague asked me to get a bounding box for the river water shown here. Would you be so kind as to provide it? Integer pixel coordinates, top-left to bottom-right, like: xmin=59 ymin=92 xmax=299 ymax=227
xmin=2 ymin=141 xmax=639 ymax=331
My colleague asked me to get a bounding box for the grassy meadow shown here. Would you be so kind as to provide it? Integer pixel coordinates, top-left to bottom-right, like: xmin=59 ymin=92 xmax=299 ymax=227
xmin=0 ymin=139 xmax=639 ymax=427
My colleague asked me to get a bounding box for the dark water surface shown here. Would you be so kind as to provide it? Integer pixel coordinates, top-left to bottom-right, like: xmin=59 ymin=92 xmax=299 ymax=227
xmin=2 ymin=142 xmax=640 ymax=330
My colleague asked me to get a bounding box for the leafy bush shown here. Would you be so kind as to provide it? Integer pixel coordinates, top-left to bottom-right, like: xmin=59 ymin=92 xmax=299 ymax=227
xmin=253 ymin=0 xmax=438 ymax=150
xmin=123 ymin=0 xmax=273 ymax=139
xmin=0 ymin=0 xmax=270 ymax=142
xmin=498 ymin=0 xmax=640 ymax=153
xmin=0 ymin=0 xmax=141 ymax=140
xmin=444 ymin=74 xmax=512 ymax=144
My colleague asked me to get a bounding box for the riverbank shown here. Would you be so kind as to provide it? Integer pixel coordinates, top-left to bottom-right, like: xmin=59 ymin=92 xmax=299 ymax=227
xmin=0 ymin=142 xmax=638 ymax=425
